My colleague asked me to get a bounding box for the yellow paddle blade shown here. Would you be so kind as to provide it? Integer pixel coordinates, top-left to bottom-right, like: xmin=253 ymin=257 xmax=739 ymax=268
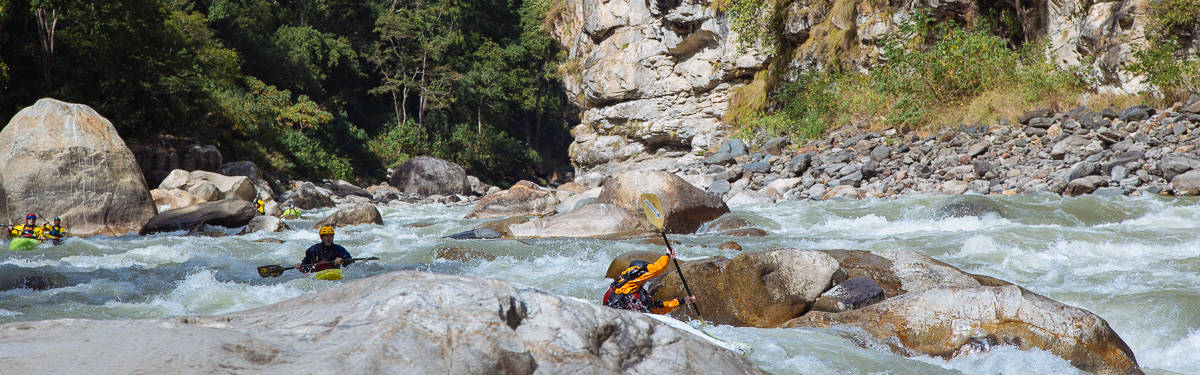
xmin=639 ymin=193 xmax=665 ymax=231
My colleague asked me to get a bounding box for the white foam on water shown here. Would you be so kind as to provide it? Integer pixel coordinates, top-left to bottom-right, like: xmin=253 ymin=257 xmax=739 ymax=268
xmin=1139 ymin=328 xmax=1200 ymax=374
xmin=51 ymin=244 xmax=195 ymax=270
xmin=0 ymin=308 xmax=22 ymax=317
xmin=129 ymin=270 xmax=313 ymax=316
xmin=910 ymin=346 xmax=1084 ymax=374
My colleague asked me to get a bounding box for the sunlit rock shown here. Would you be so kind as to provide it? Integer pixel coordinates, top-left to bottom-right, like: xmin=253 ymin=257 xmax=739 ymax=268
xmin=0 ymin=98 xmax=157 ymax=236
xmin=0 ymin=272 xmax=767 ymax=374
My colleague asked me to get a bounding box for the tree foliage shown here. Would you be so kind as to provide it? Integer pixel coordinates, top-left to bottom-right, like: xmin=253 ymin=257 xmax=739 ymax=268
xmin=0 ymin=0 xmax=572 ymax=185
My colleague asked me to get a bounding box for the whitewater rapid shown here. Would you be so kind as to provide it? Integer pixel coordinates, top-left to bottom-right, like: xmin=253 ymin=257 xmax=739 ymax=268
xmin=1 ymin=194 xmax=1196 ymax=374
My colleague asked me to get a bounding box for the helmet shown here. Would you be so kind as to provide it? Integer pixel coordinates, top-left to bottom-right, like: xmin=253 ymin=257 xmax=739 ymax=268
xmin=628 ymin=260 xmax=649 ymax=269
xmin=25 ymin=213 xmax=35 ymax=220
xmin=53 ymin=217 xmax=60 ymax=221
xmin=319 ymin=226 xmax=335 ymax=236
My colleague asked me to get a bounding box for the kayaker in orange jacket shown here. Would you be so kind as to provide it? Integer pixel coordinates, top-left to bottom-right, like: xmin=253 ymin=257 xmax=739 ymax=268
xmin=602 ymin=248 xmax=696 ymax=314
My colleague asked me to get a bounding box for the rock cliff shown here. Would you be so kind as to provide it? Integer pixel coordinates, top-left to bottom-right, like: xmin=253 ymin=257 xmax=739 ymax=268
xmin=550 ymin=0 xmax=1168 ymax=173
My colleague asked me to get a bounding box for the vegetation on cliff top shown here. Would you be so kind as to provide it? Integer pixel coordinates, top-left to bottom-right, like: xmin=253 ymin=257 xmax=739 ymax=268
xmin=722 ymin=0 xmax=1195 ymax=145
xmin=0 ymin=0 xmax=572 ymax=185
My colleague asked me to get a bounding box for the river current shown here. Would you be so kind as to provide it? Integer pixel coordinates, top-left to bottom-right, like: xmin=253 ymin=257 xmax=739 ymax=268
xmin=1 ymin=194 xmax=1197 ymax=374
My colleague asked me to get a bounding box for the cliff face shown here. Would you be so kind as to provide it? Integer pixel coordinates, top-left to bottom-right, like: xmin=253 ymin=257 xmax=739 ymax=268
xmin=551 ymin=0 xmax=1164 ymax=173
xmin=550 ymin=0 xmax=768 ymax=172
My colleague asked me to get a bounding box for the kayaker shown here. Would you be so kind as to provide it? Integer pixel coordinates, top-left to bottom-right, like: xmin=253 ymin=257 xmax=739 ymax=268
xmin=281 ymin=203 xmax=302 ymax=218
xmin=10 ymin=214 xmax=43 ymax=240
xmin=602 ymin=248 xmax=696 ymax=314
xmin=255 ymin=199 xmax=265 ymax=214
xmin=42 ymin=217 xmax=67 ymax=240
xmin=296 ymin=225 xmax=352 ymax=273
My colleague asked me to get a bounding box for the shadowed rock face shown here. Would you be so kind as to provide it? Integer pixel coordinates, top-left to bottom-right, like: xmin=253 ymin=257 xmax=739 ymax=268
xmin=0 ymin=98 xmax=156 ymax=236
xmin=0 ymin=272 xmax=768 ymax=375
xmin=139 ymin=199 xmax=257 ymax=235
xmin=785 ymin=286 xmax=1143 ymax=375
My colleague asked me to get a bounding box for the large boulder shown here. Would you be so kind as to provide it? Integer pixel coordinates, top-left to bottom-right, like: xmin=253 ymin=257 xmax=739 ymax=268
xmin=0 ymin=272 xmax=767 ymax=374
xmin=389 ymin=156 xmax=470 ymax=196
xmin=158 ymin=169 xmax=256 ymax=202
xmin=288 ymin=182 xmax=335 ymax=210
xmin=139 ymin=199 xmax=258 ymax=235
xmin=597 ymin=170 xmax=730 ymax=233
xmin=508 ymin=203 xmax=641 ymax=238
xmin=785 ymin=285 xmax=1141 ymax=375
xmin=465 ymin=181 xmax=560 ymax=219
xmin=312 ymin=203 xmax=383 ymax=228
xmin=651 ymin=249 xmax=845 ymax=327
xmin=0 ymin=98 xmax=156 ymax=236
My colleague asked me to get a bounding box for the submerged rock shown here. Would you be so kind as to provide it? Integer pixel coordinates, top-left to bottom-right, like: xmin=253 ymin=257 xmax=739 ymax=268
xmin=932 ymin=196 xmax=1005 ymax=219
xmin=0 ymin=272 xmax=767 ymax=374
xmin=312 ymin=203 xmax=383 ymax=228
xmin=435 ymin=247 xmax=497 ymax=262
xmin=785 ymin=285 xmax=1142 ymax=375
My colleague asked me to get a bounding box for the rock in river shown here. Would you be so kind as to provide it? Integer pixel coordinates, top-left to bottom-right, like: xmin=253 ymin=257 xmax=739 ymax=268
xmin=0 ymin=98 xmax=156 ymax=236
xmin=0 ymin=272 xmax=767 ymax=375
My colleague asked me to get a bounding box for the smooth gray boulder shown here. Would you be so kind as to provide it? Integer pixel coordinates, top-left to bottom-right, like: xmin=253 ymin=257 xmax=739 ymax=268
xmin=288 ymin=182 xmax=335 ymax=210
xmin=239 ymin=216 xmax=290 ymax=234
xmin=0 ymin=272 xmax=767 ymax=375
xmin=389 ymin=156 xmax=471 ymax=196
xmin=312 ymin=202 xmax=383 ymax=228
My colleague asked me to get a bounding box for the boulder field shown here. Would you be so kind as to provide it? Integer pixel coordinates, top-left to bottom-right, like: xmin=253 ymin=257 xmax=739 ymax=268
xmin=0 ymin=272 xmax=766 ymax=375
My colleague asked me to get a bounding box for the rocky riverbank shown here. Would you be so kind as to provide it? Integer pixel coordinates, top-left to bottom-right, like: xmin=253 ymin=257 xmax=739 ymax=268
xmin=572 ymin=101 xmax=1200 ymax=205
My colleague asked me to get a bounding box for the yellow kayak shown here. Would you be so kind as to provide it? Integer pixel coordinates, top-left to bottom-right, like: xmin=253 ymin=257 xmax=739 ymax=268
xmin=312 ymin=268 xmax=343 ymax=281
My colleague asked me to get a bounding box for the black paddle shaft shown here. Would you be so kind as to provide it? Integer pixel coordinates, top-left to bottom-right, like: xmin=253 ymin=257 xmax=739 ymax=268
xmin=662 ymin=232 xmax=704 ymax=321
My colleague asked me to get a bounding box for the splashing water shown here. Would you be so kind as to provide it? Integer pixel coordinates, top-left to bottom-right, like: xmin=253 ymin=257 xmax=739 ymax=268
xmin=1 ymin=195 xmax=1197 ymax=374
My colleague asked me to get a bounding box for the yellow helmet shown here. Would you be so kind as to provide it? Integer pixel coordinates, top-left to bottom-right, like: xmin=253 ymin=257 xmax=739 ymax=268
xmin=319 ymin=225 xmax=335 ymax=236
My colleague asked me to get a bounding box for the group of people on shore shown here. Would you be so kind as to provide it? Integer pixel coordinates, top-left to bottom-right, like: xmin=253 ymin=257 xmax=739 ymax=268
xmin=4 ymin=213 xmax=67 ymax=242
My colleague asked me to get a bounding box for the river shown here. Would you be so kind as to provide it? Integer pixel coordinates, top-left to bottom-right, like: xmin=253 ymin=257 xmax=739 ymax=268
xmin=1 ymin=194 xmax=1196 ymax=374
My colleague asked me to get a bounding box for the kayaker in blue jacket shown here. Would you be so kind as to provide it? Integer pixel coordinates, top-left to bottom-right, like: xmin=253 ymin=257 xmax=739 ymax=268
xmin=296 ymin=225 xmax=352 ymax=273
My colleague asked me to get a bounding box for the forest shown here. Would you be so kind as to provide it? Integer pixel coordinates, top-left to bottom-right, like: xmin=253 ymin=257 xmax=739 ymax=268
xmin=0 ymin=0 xmax=572 ymax=185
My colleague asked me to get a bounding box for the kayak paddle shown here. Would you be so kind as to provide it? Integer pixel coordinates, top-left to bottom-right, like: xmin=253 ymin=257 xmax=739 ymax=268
xmin=639 ymin=193 xmax=704 ymax=320
xmin=639 ymin=192 xmax=753 ymax=356
xmin=257 ymin=256 xmax=379 ymax=278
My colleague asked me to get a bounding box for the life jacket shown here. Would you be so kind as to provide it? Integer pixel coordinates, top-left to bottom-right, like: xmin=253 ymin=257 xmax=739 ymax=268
xmin=18 ymin=224 xmax=38 ymax=239
xmin=602 ymin=261 xmax=662 ymax=313
xmin=43 ymin=225 xmax=64 ymax=238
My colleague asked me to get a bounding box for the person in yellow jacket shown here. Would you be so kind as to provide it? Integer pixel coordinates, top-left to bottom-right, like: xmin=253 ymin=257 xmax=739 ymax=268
xmin=42 ymin=217 xmax=67 ymax=240
xmin=602 ymin=248 xmax=696 ymax=314
xmin=10 ymin=214 xmax=43 ymax=239
xmin=255 ymin=199 xmax=265 ymax=214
